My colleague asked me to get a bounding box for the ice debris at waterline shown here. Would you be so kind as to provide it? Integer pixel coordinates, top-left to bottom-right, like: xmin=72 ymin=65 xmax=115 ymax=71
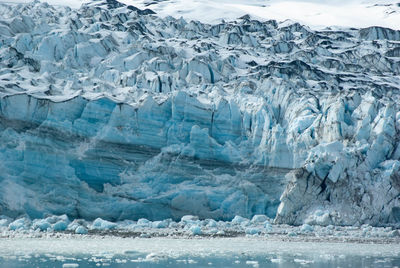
xmin=1 ymin=215 xmax=400 ymax=242
xmin=0 ymin=0 xmax=400 ymax=226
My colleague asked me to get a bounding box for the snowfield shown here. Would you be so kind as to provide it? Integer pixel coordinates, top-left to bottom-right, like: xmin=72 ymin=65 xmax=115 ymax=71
xmin=129 ymin=0 xmax=400 ymax=29
xmin=5 ymin=0 xmax=400 ymax=29
xmin=0 ymin=0 xmax=400 ymax=228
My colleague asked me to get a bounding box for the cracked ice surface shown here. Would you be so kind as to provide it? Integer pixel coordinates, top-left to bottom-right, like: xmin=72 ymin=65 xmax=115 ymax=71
xmin=0 ymin=0 xmax=400 ymax=226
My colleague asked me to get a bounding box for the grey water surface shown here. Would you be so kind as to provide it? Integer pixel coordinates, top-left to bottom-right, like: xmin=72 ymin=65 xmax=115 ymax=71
xmin=1 ymin=252 xmax=400 ymax=268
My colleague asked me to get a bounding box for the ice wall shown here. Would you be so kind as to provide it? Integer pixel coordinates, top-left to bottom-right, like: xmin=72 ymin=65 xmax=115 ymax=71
xmin=0 ymin=0 xmax=399 ymax=225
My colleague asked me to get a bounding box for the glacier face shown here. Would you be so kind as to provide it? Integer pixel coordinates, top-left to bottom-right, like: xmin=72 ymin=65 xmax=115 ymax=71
xmin=0 ymin=0 xmax=400 ymax=225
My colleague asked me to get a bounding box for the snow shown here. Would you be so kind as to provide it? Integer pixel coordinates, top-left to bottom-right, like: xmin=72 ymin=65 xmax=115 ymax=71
xmin=118 ymin=0 xmax=400 ymax=30
xmin=224 ymin=1 xmax=400 ymax=29
xmin=4 ymin=0 xmax=400 ymax=29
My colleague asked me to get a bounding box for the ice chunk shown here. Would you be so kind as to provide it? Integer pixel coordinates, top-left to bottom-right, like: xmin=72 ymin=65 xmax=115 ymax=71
xmin=251 ymin=215 xmax=269 ymax=224
xmin=0 ymin=219 xmax=8 ymax=227
xmin=75 ymin=226 xmax=88 ymax=234
xmin=53 ymin=221 xmax=68 ymax=231
xmin=206 ymin=219 xmax=218 ymax=228
xmin=0 ymin=216 xmax=11 ymax=227
xmin=245 ymin=227 xmax=261 ymax=235
xmin=152 ymin=220 xmax=169 ymax=229
xmin=181 ymin=215 xmax=199 ymax=223
xmin=232 ymin=216 xmax=248 ymax=225
xmin=91 ymin=218 xmax=117 ymax=230
xmin=137 ymin=218 xmax=151 ymax=227
xmin=189 ymin=225 xmax=202 ymax=235
xmin=264 ymin=222 xmax=273 ymax=232
xmin=300 ymin=224 xmax=314 ymax=233
xmin=62 ymin=264 xmax=79 ymax=268
xmin=9 ymin=218 xmax=30 ymax=231
xmin=305 ymin=210 xmax=332 ymax=226
xmin=245 ymin=260 xmax=259 ymax=268
xmin=32 ymin=219 xmax=51 ymax=231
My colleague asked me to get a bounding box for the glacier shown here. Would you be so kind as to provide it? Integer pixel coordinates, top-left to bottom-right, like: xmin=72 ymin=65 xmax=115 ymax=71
xmin=0 ymin=0 xmax=400 ymax=226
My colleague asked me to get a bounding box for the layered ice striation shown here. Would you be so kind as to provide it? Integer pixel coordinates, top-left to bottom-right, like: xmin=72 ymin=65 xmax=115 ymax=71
xmin=0 ymin=0 xmax=400 ymax=225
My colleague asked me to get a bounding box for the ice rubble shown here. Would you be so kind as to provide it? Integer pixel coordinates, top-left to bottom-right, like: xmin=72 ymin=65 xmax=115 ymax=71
xmin=0 ymin=0 xmax=400 ymax=226
xmin=1 ymin=214 xmax=399 ymax=242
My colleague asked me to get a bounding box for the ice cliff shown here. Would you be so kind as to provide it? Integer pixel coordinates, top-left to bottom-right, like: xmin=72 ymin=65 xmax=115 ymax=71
xmin=0 ymin=0 xmax=400 ymax=226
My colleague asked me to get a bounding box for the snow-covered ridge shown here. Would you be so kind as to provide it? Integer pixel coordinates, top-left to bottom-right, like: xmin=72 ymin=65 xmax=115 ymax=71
xmin=0 ymin=0 xmax=400 ymax=226
xmin=6 ymin=0 xmax=400 ymax=29
xmin=129 ymin=0 xmax=400 ymax=29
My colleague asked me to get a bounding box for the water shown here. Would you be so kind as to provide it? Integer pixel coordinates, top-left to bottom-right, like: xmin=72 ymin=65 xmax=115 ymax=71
xmin=0 ymin=237 xmax=399 ymax=268
xmin=1 ymin=253 xmax=400 ymax=268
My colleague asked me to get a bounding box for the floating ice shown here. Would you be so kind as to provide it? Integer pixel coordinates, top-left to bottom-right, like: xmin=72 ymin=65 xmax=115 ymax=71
xmin=62 ymin=264 xmax=79 ymax=268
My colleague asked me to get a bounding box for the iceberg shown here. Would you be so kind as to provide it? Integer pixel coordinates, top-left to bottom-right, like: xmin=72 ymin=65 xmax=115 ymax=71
xmin=0 ymin=0 xmax=399 ymax=226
